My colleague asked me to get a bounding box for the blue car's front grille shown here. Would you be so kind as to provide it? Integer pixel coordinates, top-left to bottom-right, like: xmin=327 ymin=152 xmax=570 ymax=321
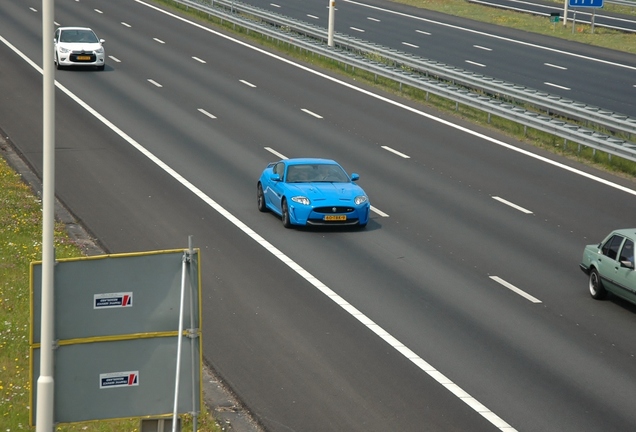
xmin=314 ymin=206 xmax=354 ymax=214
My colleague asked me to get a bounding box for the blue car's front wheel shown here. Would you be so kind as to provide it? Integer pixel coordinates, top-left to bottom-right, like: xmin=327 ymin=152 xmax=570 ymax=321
xmin=257 ymin=183 xmax=268 ymax=213
xmin=281 ymin=198 xmax=292 ymax=228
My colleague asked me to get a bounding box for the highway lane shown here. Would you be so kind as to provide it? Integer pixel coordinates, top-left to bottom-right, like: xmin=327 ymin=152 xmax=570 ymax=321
xmin=3 ymin=0 xmax=636 ymax=430
xmin=241 ymin=0 xmax=636 ymax=116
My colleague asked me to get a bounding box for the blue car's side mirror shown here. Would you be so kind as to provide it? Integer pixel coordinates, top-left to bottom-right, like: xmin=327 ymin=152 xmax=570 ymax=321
xmin=350 ymin=173 xmax=360 ymax=181
xmin=270 ymin=174 xmax=281 ymax=182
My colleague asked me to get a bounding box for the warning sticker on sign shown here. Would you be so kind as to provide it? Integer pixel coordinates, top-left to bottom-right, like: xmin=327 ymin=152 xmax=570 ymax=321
xmin=99 ymin=371 xmax=139 ymax=389
xmin=94 ymin=292 xmax=133 ymax=309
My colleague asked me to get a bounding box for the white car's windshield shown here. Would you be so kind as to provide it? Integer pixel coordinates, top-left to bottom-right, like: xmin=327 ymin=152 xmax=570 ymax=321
xmin=60 ymin=30 xmax=98 ymax=43
xmin=286 ymin=164 xmax=349 ymax=183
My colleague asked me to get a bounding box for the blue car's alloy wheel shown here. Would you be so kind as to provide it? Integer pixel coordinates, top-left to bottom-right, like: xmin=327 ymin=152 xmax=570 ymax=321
xmin=257 ymin=183 xmax=267 ymax=213
xmin=281 ymin=199 xmax=292 ymax=229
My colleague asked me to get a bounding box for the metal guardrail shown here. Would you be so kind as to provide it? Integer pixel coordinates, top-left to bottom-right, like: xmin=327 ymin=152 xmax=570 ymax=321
xmin=174 ymin=0 xmax=636 ymax=162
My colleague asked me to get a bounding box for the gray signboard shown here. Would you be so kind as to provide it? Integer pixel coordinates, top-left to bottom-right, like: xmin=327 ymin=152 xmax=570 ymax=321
xmin=30 ymin=248 xmax=202 ymax=425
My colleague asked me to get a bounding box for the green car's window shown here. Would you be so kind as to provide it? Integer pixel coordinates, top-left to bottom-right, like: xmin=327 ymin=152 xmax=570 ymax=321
xmin=602 ymin=235 xmax=624 ymax=261
xmin=619 ymin=239 xmax=634 ymax=264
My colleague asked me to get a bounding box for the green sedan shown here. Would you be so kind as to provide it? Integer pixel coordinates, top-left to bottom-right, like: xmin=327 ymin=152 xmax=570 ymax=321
xmin=580 ymin=229 xmax=636 ymax=304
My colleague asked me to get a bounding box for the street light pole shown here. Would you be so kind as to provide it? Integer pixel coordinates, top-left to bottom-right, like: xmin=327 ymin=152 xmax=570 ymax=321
xmin=36 ymin=0 xmax=55 ymax=430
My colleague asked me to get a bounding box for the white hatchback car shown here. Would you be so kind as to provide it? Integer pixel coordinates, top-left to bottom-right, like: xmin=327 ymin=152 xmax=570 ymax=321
xmin=54 ymin=27 xmax=105 ymax=70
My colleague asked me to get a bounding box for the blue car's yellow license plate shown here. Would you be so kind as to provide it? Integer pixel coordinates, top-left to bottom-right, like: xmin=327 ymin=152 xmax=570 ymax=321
xmin=324 ymin=215 xmax=346 ymax=221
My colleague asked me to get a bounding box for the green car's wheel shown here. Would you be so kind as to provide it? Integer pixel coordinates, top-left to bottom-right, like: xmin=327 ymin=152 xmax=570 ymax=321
xmin=589 ymin=268 xmax=607 ymax=299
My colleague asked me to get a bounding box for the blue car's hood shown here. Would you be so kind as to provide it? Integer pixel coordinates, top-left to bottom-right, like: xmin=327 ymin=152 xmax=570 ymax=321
xmin=287 ymin=182 xmax=364 ymax=202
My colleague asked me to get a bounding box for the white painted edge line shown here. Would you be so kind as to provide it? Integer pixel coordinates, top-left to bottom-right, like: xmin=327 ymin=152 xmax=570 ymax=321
xmin=240 ymin=79 xmax=256 ymax=88
xmin=264 ymin=147 xmax=389 ymax=218
xmin=490 ymin=276 xmax=542 ymax=304
xmin=192 ymin=56 xmax=206 ymax=64
xmin=301 ymin=108 xmax=323 ymax=119
xmin=147 ymin=79 xmax=162 ymax=88
xmin=198 ymin=108 xmax=217 ymax=119
xmin=381 ymin=145 xmax=410 ymax=158
xmin=492 ymin=196 xmax=533 ymax=214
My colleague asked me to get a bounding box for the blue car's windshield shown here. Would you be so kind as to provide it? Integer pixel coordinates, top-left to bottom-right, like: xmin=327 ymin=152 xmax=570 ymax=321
xmin=286 ymin=164 xmax=349 ymax=183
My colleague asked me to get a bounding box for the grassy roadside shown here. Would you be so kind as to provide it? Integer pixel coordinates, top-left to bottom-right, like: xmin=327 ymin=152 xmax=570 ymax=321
xmin=0 ymin=149 xmax=222 ymax=431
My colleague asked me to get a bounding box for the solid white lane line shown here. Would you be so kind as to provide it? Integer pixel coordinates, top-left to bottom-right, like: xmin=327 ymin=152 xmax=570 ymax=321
xmin=490 ymin=276 xmax=542 ymax=303
xmin=198 ymin=108 xmax=217 ymax=119
xmin=192 ymin=56 xmax=206 ymax=63
xmin=381 ymin=146 xmax=410 ymax=158
xmin=544 ymin=63 xmax=567 ymax=70
xmin=94 ymin=9 xmax=103 ymax=14
xmin=147 ymin=79 xmax=162 ymax=87
xmin=307 ymin=14 xmax=319 ymax=19
xmin=270 ymin=3 xmax=281 ymax=7
xmin=121 ymin=22 xmax=132 ymax=27
xmin=108 ymin=56 xmax=121 ymax=63
xmin=415 ymin=29 xmax=431 ymax=35
xmin=544 ymin=82 xmax=571 ymax=90
xmin=473 ymin=45 xmax=492 ymax=51
xmin=30 ymin=7 xmax=38 ymax=12
xmin=240 ymin=79 xmax=256 ymax=88
xmin=402 ymin=42 xmax=419 ymax=48
xmin=153 ymin=38 xmax=165 ymax=44
xmin=350 ymin=27 xmax=365 ymax=32
xmin=301 ymin=108 xmax=323 ymax=118
xmin=466 ymin=60 xmax=486 ymax=68
xmin=367 ymin=17 xmax=380 ymax=22
xmin=492 ymin=196 xmax=533 ymax=214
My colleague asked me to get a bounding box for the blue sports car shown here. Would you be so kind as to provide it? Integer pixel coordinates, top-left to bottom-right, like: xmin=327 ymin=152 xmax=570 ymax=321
xmin=257 ymin=158 xmax=370 ymax=228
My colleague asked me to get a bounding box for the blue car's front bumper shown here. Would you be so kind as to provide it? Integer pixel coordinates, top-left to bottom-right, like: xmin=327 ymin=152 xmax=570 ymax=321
xmin=289 ymin=203 xmax=370 ymax=226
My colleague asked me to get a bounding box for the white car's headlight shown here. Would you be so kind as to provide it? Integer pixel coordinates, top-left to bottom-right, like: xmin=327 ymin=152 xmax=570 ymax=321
xmin=291 ymin=196 xmax=310 ymax=205
xmin=58 ymin=47 xmax=70 ymax=54
xmin=354 ymin=196 xmax=368 ymax=205
xmin=95 ymin=47 xmax=104 ymax=54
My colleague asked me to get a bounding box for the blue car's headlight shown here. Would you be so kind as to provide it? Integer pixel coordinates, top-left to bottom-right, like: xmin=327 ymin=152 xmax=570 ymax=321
xmin=354 ymin=195 xmax=368 ymax=205
xmin=291 ymin=196 xmax=310 ymax=205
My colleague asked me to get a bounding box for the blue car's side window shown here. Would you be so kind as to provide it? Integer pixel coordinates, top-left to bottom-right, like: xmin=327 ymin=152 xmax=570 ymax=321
xmin=602 ymin=235 xmax=624 ymax=261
